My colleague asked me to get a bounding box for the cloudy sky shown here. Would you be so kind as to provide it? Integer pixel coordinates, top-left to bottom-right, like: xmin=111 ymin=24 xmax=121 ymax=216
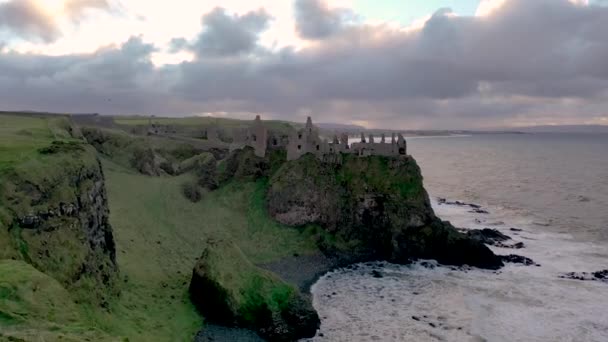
xmin=1 ymin=0 xmax=607 ymax=129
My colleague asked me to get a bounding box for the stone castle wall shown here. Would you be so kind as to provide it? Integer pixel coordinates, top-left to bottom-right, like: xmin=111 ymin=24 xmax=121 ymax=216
xmin=234 ymin=116 xmax=407 ymax=160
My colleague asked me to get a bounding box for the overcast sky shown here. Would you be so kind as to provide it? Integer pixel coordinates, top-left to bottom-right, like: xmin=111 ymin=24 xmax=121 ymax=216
xmin=1 ymin=0 xmax=607 ymax=129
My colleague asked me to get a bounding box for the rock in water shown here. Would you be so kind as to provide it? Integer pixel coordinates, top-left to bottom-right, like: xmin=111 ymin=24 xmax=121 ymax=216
xmin=559 ymin=269 xmax=608 ymax=283
xmin=500 ymin=254 xmax=538 ymax=266
xmin=465 ymin=228 xmax=511 ymax=245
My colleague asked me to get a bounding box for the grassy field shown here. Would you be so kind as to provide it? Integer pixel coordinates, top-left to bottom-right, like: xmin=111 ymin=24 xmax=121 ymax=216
xmin=114 ymin=116 xmax=297 ymax=134
xmin=0 ymin=114 xmax=76 ymax=172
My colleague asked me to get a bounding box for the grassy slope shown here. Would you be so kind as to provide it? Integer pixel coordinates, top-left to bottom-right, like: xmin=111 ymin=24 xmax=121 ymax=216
xmin=0 ymin=114 xmax=319 ymax=341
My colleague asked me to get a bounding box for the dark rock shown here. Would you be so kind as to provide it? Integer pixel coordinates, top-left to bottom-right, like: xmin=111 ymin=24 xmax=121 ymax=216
xmin=469 ymin=209 xmax=490 ymax=214
xmin=593 ymin=270 xmax=608 ymax=280
xmin=500 ymin=254 xmax=538 ymax=266
xmin=465 ymin=229 xmax=511 ymax=246
xmin=371 ymin=270 xmax=383 ymax=278
xmin=509 ymin=228 xmax=523 ymax=232
xmin=19 ymin=214 xmax=41 ymax=229
xmin=559 ymin=269 xmax=608 ymax=283
xmin=419 ymin=261 xmax=436 ymax=269
xmin=412 ymin=316 xmax=421 ymax=321
xmin=438 ymin=198 xmax=482 ymax=209
xmin=496 ymin=241 xmax=525 ymax=249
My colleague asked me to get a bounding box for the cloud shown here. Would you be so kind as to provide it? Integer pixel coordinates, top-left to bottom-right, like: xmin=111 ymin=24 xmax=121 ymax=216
xmin=1 ymin=0 xmax=608 ymax=129
xmin=294 ymin=0 xmax=354 ymax=39
xmin=65 ymin=0 xmax=111 ymax=19
xmin=0 ymin=0 xmax=113 ymax=44
xmin=0 ymin=0 xmax=60 ymax=43
xmin=189 ymin=7 xmax=272 ymax=57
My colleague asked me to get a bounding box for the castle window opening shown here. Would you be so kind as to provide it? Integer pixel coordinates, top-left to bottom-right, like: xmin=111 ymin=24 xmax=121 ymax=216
xmin=273 ymin=139 xmax=278 ymax=146
xmin=316 ymin=145 xmax=320 ymax=151
xmin=298 ymin=134 xmax=302 ymax=139
xmin=298 ymin=145 xmax=302 ymax=150
xmin=399 ymin=147 xmax=406 ymax=155
xmin=252 ymin=134 xmax=257 ymax=142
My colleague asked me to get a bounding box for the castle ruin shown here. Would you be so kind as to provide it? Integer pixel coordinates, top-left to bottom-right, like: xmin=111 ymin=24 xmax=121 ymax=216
xmin=232 ymin=116 xmax=407 ymax=160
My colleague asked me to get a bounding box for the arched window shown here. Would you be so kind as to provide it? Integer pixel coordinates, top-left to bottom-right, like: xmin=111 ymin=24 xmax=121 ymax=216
xmin=297 ymin=145 xmax=302 ymax=150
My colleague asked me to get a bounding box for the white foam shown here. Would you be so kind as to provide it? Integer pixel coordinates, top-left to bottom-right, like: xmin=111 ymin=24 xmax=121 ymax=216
xmin=303 ymin=200 xmax=608 ymax=341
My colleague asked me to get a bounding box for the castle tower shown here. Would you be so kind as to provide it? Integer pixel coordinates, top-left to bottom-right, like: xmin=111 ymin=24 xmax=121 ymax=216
xmin=397 ymin=133 xmax=407 ymax=155
xmin=287 ymin=116 xmax=322 ymax=160
xmin=340 ymin=133 xmax=349 ymax=146
xmin=249 ymin=115 xmax=268 ymax=157
xmin=306 ymin=116 xmax=313 ymax=134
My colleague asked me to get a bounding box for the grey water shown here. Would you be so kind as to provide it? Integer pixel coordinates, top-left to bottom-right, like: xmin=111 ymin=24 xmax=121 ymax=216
xmin=411 ymin=133 xmax=608 ymax=243
xmin=307 ymin=133 xmax=608 ymax=342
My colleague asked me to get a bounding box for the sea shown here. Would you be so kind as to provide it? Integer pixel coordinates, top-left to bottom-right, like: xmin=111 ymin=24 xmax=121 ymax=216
xmin=305 ymin=133 xmax=608 ymax=342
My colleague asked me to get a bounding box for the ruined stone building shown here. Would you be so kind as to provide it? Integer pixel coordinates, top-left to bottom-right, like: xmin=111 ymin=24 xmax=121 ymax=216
xmin=229 ymin=115 xmax=269 ymax=157
xmin=235 ymin=116 xmax=407 ymax=160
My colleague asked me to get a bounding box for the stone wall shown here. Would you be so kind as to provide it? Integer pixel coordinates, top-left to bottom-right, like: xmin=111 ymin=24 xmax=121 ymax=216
xmin=235 ymin=115 xmax=408 ymax=161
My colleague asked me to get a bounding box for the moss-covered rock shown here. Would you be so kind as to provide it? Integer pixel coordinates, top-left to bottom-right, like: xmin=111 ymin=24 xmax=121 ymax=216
xmin=267 ymin=153 xmax=503 ymax=269
xmin=189 ymin=238 xmax=319 ymax=341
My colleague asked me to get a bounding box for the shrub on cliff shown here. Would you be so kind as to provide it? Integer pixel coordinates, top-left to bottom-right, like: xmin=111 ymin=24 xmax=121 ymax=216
xmin=181 ymin=181 xmax=203 ymax=202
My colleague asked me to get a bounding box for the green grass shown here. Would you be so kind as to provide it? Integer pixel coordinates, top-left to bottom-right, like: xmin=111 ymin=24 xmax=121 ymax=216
xmin=0 ymin=260 xmax=113 ymax=341
xmin=0 ymin=114 xmax=76 ymax=172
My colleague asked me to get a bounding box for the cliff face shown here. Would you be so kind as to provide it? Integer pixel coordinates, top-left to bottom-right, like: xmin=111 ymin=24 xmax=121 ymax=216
xmin=267 ymin=153 xmax=503 ymax=269
xmin=0 ymin=143 xmax=118 ymax=304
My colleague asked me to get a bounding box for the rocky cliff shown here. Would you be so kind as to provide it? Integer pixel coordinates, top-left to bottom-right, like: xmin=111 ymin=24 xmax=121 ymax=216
xmin=267 ymin=153 xmax=502 ymax=269
xmin=0 ymin=142 xmax=118 ymax=305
